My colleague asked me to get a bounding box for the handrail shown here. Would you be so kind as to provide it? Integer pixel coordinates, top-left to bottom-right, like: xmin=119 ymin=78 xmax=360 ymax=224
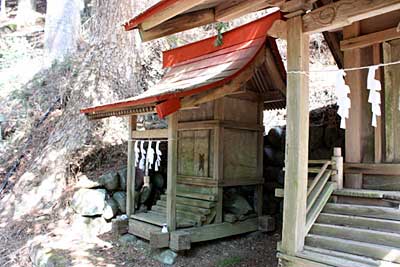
xmin=304 ymin=147 xmax=343 ymax=235
xmin=307 ymin=161 xmax=331 ymax=196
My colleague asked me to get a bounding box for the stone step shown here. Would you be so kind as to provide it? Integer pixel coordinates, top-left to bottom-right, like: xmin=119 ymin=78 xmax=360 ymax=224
xmin=317 ymin=213 xmax=400 ymax=233
xmin=303 ymin=246 xmax=400 ymax=267
xmin=333 ymin=189 xmax=400 ymax=199
xmin=323 ymin=203 xmax=400 ymax=220
xmin=310 ymin=223 xmax=400 ymax=248
xmin=306 ymin=234 xmax=400 ymax=264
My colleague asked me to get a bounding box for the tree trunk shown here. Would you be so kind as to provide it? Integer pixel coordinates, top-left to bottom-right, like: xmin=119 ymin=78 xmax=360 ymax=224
xmin=16 ymin=0 xmax=37 ymax=25
xmin=44 ymin=0 xmax=81 ymax=66
xmin=0 ymin=0 xmax=6 ymax=19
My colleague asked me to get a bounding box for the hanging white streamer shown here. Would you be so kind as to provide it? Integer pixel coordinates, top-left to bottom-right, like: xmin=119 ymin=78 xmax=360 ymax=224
xmin=367 ymin=66 xmax=382 ymax=128
xmin=335 ymin=70 xmax=351 ymax=129
xmin=134 ymin=140 xmax=140 ymax=167
xmin=146 ymin=141 xmax=155 ymax=170
xmin=139 ymin=141 xmax=146 ymax=170
xmin=155 ymin=141 xmax=162 ymax=171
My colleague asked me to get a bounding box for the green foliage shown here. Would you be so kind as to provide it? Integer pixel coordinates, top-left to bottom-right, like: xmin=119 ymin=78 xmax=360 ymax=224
xmin=214 ymin=22 xmax=228 ymax=47
xmin=216 ymin=256 xmax=242 ymax=267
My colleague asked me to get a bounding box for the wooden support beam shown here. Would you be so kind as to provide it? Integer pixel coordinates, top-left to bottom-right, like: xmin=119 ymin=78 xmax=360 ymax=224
xmin=215 ymin=0 xmax=278 ymax=22
xmin=341 ymin=27 xmax=400 ymax=51
xmin=214 ymin=98 xmax=224 ymax=223
xmin=343 ymin=23 xmax=364 ymax=189
xmin=256 ymin=101 xmax=264 ymax=217
xmin=281 ymin=15 xmax=309 ymax=255
xmin=167 ymin=113 xmax=178 ymax=231
xmin=126 ymin=115 xmax=137 ymax=216
xmin=139 ymin=9 xmax=215 ymax=42
xmin=131 ymin=129 xmax=168 ymax=139
xmin=267 ymin=20 xmax=287 ymax=40
xmin=303 ymin=0 xmax=400 ymax=33
xmin=141 ymin=0 xmax=207 ymax=31
xmin=344 ymin=163 xmax=400 ymax=176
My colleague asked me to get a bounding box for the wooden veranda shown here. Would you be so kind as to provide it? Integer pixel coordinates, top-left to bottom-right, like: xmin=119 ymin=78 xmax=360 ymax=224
xmin=82 ymin=0 xmax=400 ymax=266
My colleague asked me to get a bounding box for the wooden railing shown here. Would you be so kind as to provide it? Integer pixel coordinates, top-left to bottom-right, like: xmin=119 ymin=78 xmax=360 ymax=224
xmin=305 ymin=148 xmax=343 ymax=234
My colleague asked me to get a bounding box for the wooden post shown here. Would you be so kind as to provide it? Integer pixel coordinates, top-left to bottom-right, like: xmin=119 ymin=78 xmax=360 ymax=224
xmin=331 ymin=147 xmax=343 ymax=190
xmin=256 ymin=100 xmax=264 ymax=217
xmin=126 ymin=115 xmax=137 ymax=217
xmin=214 ymin=98 xmax=224 ymax=223
xmin=167 ymin=112 xmax=178 ymax=231
xmin=343 ymin=22 xmax=364 ymax=189
xmin=281 ymin=15 xmax=309 ymax=255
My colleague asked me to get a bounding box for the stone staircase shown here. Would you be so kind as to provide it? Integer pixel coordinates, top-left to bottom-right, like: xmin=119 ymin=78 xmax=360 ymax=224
xmin=299 ymin=189 xmax=400 ymax=267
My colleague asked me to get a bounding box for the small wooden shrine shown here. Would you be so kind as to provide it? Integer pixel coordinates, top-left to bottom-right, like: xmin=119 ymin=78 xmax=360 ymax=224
xmin=81 ymin=12 xmax=286 ymax=250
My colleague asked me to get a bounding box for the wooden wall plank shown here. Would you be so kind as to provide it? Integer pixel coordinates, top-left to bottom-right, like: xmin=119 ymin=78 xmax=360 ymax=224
xmin=373 ymin=44 xmax=384 ymax=163
xmin=281 ymin=16 xmax=309 ymax=255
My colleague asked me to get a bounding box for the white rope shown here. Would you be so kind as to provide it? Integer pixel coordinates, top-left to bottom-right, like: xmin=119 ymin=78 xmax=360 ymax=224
xmin=287 ymin=59 xmax=400 ymax=75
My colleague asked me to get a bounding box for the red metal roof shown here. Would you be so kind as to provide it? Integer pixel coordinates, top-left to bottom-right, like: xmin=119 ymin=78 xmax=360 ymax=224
xmin=81 ymin=12 xmax=284 ymax=118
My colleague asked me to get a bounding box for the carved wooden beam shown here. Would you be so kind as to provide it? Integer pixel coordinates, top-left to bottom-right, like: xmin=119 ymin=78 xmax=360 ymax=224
xmin=303 ymin=0 xmax=400 ymax=33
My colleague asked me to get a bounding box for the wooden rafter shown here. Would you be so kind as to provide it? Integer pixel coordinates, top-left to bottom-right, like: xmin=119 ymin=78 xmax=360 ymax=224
xmin=139 ymin=9 xmax=215 ymax=42
xmin=141 ymin=0 xmax=208 ymax=31
xmin=341 ymin=27 xmax=400 ymax=51
xmin=215 ymin=0 xmax=282 ymax=22
xmin=303 ymin=0 xmax=400 ymax=33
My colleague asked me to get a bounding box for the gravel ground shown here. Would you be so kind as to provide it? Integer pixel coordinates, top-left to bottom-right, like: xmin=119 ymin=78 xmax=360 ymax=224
xmin=90 ymin=230 xmax=281 ymax=267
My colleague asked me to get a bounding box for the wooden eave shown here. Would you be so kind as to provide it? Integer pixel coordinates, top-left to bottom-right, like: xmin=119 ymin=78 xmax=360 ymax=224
xmin=125 ymin=0 xmax=400 ymax=43
xmin=81 ymin=13 xmax=287 ymax=120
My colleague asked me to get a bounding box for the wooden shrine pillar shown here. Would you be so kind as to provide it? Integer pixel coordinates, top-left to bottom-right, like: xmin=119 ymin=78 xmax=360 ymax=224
xmin=281 ymin=16 xmax=309 ymax=255
xmin=126 ymin=115 xmax=137 ymax=217
xmin=167 ymin=112 xmax=178 ymax=231
xmin=343 ymin=22 xmax=374 ymax=188
xmin=343 ymin=23 xmax=363 ymax=188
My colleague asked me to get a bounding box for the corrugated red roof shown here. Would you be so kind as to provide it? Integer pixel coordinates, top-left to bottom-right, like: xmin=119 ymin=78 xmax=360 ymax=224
xmin=81 ymin=12 xmax=284 ymax=119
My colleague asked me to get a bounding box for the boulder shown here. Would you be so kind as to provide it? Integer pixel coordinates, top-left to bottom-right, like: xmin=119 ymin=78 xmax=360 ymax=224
xmin=103 ymin=198 xmax=119 ymax=220
xmin=118 ymin=168 xmax=127 ymax=190
xmin=75 ymin=173 xmax=101 ymax=189
xmin=113 ymin=191 xmax=127 ymax=213
xmin=118 ymin=234 xmax=137 ymax=247
xmin=71 ymin=188 xmax=106 ymax=216
xmin=30 ymin=244 xmax=70 ymax=267
xmin=153 ymin=249 xmax=178 ymax=265
xmin=309 ymin=125 xmax=324 ymax=150
xmin=266 ymin=127 xmax=285 ymax=150
xmin=72 ymin=215 xmax=111 ymax=237
xmin=99 ymin=172 xmax=119 ymax=191
xmin=152 ymin=173 xmax=164 ymax=189
xmin=223 ymin=191 xmax=253 ymax=216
